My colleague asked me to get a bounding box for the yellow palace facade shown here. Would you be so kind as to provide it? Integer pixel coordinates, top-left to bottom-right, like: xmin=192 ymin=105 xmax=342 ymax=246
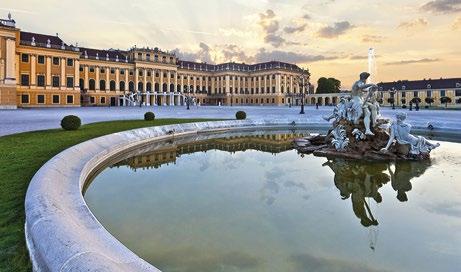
xmin=0 ymin=15 xmax=311 ymax=109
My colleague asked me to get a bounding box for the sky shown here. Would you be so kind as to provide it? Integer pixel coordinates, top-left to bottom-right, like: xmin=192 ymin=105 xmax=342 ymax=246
xmin=2 ymin=0 xmax=461 ymax=88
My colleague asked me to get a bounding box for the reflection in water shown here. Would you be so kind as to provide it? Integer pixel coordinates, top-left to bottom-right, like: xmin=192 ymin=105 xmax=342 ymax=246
xmin=85 ymin=132 xmax=461 ymax=272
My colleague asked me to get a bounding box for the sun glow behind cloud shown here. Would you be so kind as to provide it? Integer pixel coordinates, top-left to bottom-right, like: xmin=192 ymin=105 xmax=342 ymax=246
xmin=3 ymin=0 xmax=461 ymax=88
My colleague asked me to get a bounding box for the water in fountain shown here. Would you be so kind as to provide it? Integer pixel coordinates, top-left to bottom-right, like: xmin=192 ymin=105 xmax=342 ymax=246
xmin=368 ymin=48 xmax=377 ymax=83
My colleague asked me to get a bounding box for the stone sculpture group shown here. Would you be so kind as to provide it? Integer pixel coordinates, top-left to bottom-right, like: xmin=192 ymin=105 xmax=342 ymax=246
xmin=295 ymin=72 xmax=439 ymax=161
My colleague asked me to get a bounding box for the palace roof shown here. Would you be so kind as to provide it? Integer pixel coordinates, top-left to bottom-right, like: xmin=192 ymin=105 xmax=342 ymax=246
xmin=378 ymin=78 xmax=461 ymax=91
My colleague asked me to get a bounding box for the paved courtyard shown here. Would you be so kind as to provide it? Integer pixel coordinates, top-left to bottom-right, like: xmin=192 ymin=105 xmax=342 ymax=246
xmin=1 ymin=105 xmax=461 ymax=136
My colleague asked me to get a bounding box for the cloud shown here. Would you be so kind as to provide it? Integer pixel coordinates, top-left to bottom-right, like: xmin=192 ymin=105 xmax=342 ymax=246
xmin=421 ymin=0 xmax=461 ymax=13
xmin=172 ymin=42 xmax=214 ymax=63
xmin=424 ymin=201 xmax=461 ymax=218
xmin=302 ymin=14 xmax=311 ymax=20
xmin=264 ymin=34 xmax=286 ymax=47
xmin=317 ymin=21 xmax=355 ymax=38
xmin=453 ymin=16 xmax=461 ymax=29
xmin=255 ymin=48 xmax=337 ymax=63
xmin=398 ymin=18 xmax=428 ymax=29
xmin=362 ymin=34 xmax=384 ymax=43
xmin=289 ymin=253 xmax=387 ymax=272
xmin=385 ymin=58 xmax=440 ymax=65
xmin=258 ymin=9 xmax=279 ymax=34
xmin=221 ymin=44 xmax=254 ymax=63
xmin=284 ymin=24 xmax=307 ymax=34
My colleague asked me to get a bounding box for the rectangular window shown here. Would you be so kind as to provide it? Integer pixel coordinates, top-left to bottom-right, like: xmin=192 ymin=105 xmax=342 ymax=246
xmin=52 ymin=76 xmax=60 ymax=87
xmin=21 ymin=74 xmax=30 ymax=86
xmin=67 ymin=59 xmax=74 ymax=66
xmin=100 ymin=97 xmax=106 ymax=104
xmin=413 ymin=91 xmax=418 ymax=97
xmin=110 ymin=68 xmax=115 ymax=74
xmin=52 ymin=57 xmax=60 ymax=65
xmin=401 ymin=92 xmax=406 ymax=97
xmin=100 ymin=68 xmax=105 ymax=74
xmin=440 ymin=90 xmax=446 ymax=97
xmin=52 ymin=95 xmax=60 ymax=104
xmin=79 ymin=67 xmax=83 ymax=72
xmin=139 ymin=70 xmax=143 ymax=76
xmin=455 ymin=89 xmax=461 ymax=96
xmin=129 ymin=70 xmax=133 ymax=76
xmin=21 ymin=94 xmax=29 ymax=104
xmin=120 ymin=70 xmax=125 ymax=75
xmin=21 ymin=54 xmax=29 ymax=62
xmin=66 ymin=95 xmax=74 ymax=104
xmin=426 ymin=91 xmax=432 ymax=98
xmin=90 ymin=96 xmax=95 ymax=104
xmin=38 ymin=55 xmax=45 ymax=64
xmin=37 ymin=75 xmax=45 ymax=87
xmin=89 ymin=67 xmax=95 ymax=73
xmin=37 ymin=94 xmax=45 ymax=104
xmin=147 ymin=71 xmax=151 ymax=77
xmin=66 ymin=77 xmax=74 ymax=88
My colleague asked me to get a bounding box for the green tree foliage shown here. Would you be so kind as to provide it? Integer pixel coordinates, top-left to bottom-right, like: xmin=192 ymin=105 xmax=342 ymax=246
xmin=316 ymin=77 xmax=341 ymax=94
xmin=440 ymin=96 xmax=452 ymax=108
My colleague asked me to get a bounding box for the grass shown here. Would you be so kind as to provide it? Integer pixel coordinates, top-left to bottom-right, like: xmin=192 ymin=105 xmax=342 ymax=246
xmin=0 ymin=118 xmax=220 ymax=272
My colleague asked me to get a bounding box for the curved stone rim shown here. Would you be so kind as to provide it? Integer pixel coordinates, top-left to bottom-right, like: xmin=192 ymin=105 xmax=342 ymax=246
xmin=24 ymin=119 xmax=331 ymax=272
xmin=24 ymin=118 xmax=458 ymax=271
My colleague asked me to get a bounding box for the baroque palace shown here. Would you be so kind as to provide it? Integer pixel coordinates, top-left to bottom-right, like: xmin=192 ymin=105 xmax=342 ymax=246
xmin=0 ymin=15 xmax=312 ymax=109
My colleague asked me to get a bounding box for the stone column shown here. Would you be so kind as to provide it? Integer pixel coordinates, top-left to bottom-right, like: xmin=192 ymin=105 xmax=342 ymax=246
xmin=115 ymin=68 xmax=120 ymax=91
xmin=143 ymin=68 xmax=147 ymax=93
xmin=84 ymin=66 xmax=89 ymax=89
xmin=159 ymin=70 xmax=163 ymax=92
xmin=225 ymin=75 xmax=230 ymax=94
xmin=290 ymin=75 xmax=293 ymax=94
xmin=167 ymin=71 xmax=171 ymax=93
xmin=46 ymin=56 xmax=52 ymax=87
xmin=258 ymin=76 xmax=262 ymax=95
xmin=174 ymin=72 xmax=177 ymax=92
xmin=180 ymin=74 xmax=184 ymax=93
xmin=125 ymin=69 xmax=129 ymax=91
xmin=95 ymin=67 xmax=100 ymax=90
xmin=5 ymin=38 xmax=16 ymax=82
xmin=134 ymin=68 xmax=139 ymax=92
xmin=30 ymin=55 xmax=36 ymax=86
xmin=60 ymin=58 xmax=66 ymax=87
xmin=74 ymin=59 xmax=80 ymax=89
xmin=276 ymin=74 xmax=281 ymax=93
xmin=105 ymin=67 xmax=110 ymax=92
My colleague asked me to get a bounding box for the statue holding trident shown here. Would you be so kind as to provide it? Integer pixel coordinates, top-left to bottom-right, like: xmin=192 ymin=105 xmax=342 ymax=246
xmin=349 ymin=72 xmax=378 ymax=135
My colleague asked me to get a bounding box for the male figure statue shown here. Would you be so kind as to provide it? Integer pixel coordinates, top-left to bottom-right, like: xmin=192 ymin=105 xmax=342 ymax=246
xmin=349 ymin=72 xmax=378 ymax=135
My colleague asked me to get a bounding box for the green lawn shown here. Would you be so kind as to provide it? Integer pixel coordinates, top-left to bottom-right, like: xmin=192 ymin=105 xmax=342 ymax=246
xmin=0 ymin=118 xmax=219 ymax=272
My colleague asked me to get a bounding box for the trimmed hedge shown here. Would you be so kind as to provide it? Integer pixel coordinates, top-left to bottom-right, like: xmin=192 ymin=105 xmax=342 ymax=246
xmin=60 ymin=115 xmax=81 ymax=131
xmin=236 ymin=111 xmax=246 ymax=120
xmin=144 ymin=112 xmax=156 ymax=121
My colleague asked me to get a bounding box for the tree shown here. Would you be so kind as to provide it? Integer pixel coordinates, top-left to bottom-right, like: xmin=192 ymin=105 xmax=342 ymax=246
xmin=316 ymin=77 xmax=341 ymax=94
xmin=440 ymin=96 xmax=452 ymax=108
xmin=424 ymin=97 xmax=434 ymax=107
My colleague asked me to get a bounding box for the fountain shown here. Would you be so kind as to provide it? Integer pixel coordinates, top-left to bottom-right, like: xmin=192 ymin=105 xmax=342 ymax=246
xmin=295 ymin=68 xmax=439 ymax=160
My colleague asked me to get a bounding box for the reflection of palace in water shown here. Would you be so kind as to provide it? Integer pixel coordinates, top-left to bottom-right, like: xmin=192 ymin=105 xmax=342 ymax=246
xmin=114 ymin=133 xmax=304 ymax=170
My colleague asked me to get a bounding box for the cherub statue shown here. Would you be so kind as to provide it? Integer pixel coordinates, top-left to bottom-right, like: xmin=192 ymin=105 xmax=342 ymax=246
xmin=380 ymin=112 xmax=440 ymax=156
xmin=362 ymin=85 xmax=380 ymax=136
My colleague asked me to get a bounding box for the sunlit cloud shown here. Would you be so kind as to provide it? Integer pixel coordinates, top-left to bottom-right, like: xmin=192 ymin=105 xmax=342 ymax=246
xmin=317 ymin=21 xmax=355 ymax=38
xmin=421 ymin=0 xmax=461 ymax=14
xmin=385 ymin=58 xmax=440 ymax=65
xmin=398 ymin=18 xmax=429 ymax=29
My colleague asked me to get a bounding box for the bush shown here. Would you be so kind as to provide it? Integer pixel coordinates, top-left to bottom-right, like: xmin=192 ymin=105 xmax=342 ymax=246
xmin=60 ymin=115 xmax=81 ymax=131
xmin=236 ymin=111 xmax=247 ymax=120
xmin=144 ymin=112 xmax=156 ymax=121
xmin=402 ymin=105 xmax=407 ymax=109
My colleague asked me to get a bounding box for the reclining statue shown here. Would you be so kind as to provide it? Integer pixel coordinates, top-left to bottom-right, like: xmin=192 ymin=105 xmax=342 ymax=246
xmin=380 ymin=112 xmax=440 ymax=156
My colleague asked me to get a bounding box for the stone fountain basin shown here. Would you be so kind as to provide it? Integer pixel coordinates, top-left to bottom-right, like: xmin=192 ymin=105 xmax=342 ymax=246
xmin=24 ymin=119 xmax=459 ymax=271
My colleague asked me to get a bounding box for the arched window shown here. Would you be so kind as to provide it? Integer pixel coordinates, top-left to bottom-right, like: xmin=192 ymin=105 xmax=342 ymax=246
xmin=196 ymin=85 xmax=200 ymax=93
xmin=190 ymin=85 xmax=194 ymax=93
xmin=129 ymin=81 xmax=134 ymax=92
xmin=120 ymin=81 xmax=125 ymax=92
xmin=89 ymin=79 xmax=95 ymax=90
xmin=155 ymin=83 xmax=160 ymax=92
xmin=170 ymin=83 xmax=175 ymax=92
xmin=146 ymin=82 xmax=152 ymax=92
xmin=79 ymin=78 xmax=84 ymax=90
xmin=138 ymin=82 xmax=143 ymax=92
xmin=110 ymin=80 xmax=116 ymax=91
xmin=162 ymin=83 xmax=167 ymax=92
xmin=100 ymin=80 xmax=106 ymax=91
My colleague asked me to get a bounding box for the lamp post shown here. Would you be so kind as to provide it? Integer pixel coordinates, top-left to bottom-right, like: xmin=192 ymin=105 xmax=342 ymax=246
xmin=298 ymin=75 xmax=308 ymax=114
